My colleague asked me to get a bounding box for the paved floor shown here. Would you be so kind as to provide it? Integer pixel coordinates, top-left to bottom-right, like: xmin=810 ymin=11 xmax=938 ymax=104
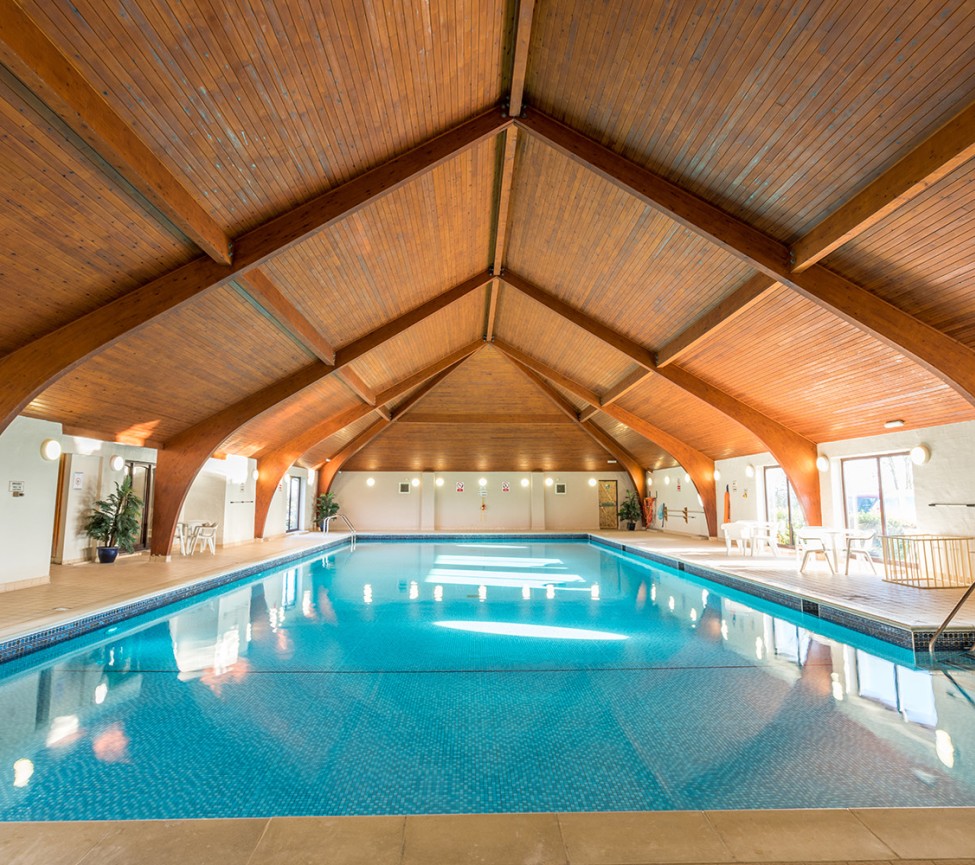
xmin=2 ymin=807 xmax=975 ymax=864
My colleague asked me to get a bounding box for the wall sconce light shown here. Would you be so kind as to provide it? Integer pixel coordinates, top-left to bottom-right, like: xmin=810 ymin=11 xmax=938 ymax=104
xmin=683 ymin=473 xmax=690 ymax=484
xmin=713 ymin=469 xmax=721 ymax=481
xmin=664 ymin=476 xmax=671 ymax=486
xmin=647 ymin=475 xmax=653 ymax=486
xmin=252 ymin=469 xmax=260 ymax=481
xmin=478 ymin=477 xmax=487 ymax=487
xmin=588 ymin=478 xmax=597 ymax=487
xmin=745 ymin=464 xmax=755 ymax=478
xmin=109 ymin=455 xmax=125 ymax=472
xmin=910 ymin=444 xmax=931 ymax=465
xmin=366 ymin=477 xmax=376 ymax=487
xmin=39 ymin=439 xmax=61 ymax=461
xmin=435 ymin=477 xmax=445 ymax=487
xmin=815 ymin=455 xmax=829 ymax=472
xmin=544 ymin=477 xmax=554 ymax=487
xmin=520 ymin=478 xmax=529 ymax=487
xmin=411 ymin=478 xmax=420 ymax=487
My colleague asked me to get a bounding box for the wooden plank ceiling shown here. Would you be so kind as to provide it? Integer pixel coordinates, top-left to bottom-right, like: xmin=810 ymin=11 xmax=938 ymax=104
xmin=2 ymin=0 xmax=975 ymax=482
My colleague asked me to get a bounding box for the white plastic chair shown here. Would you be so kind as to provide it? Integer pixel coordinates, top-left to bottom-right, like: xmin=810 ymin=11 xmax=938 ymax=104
xmin=750 ymin=521 xmax=781 ymax=557
xmin=189 ymin=523 xmax=218 ymax=555
xmin=844 ymin=530 xmax=877 ymax=575
xmin=174 ymin=522 xmax=189 ymax=556
xmin=796 ymin=528 xmax=835 ymax=574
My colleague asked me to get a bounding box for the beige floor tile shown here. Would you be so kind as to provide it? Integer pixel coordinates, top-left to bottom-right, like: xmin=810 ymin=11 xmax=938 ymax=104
xmin=77 ymin=818 xmax=268 ymax=865
xmin=249 ymin=816 xmax=404 ymax=865
xmin=705 ymin=809 xmax=895 ymax=862
xmin=403 ymin=812 xmax=566 ymax=865
xmin=558 ymin=810 xmax=733 ymax=864
xmin=852 ymin=808 xmax=975 ymax=859
xmin=0 ymin=821 xmax=113 ymax=865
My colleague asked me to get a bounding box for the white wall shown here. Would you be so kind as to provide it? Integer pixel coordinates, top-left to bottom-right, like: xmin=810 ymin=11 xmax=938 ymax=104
xmin=713 ymin=453 xmax=770 ymax=524
xmin=0 ymin=417 xmax=62 ymax=589
xmin=180 ymin=455 xmax=259 ymax=546
xmin=818 ymin=420 xmax=975 ymax=536
xmin=55 ymin=436 xmax=158 ymax=563
xmin=651 ymin=465 xmax=713 ymax=537
xmin=329 ymin=470 xmax=636 ymax=531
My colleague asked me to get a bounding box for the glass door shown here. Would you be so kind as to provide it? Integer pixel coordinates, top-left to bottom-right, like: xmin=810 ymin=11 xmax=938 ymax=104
xmin=124 ymin=461 xmax=153 ymax=550
xmin=841 ymin=453 xmax=916 ymax=554
xmin=764 ymin=465 xmax=806 ymax=546
xmin=286 ymin=475 xmax=302 ymax=532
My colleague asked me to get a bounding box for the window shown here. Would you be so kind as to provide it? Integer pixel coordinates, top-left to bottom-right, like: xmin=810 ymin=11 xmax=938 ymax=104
xmin=763 ymin=465 xmax=807 ymax=546
xmin=841 ymin=453 xmax=916 ymax=554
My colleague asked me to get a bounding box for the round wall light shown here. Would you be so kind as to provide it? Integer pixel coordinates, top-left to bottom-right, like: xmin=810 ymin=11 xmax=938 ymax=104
xmin=815 ymin=455 xmax=829 ymax=473
xmin=647 ymin=475 xmax=653 ymax=486
xmin=411 ymin=478 xmax=420 ymax=487
xmin=713 ymin=469 xmax=721 ymax=481
xmin=109 ymin=455 xmax=125 ymax=472
xmin=39 ymin=439 xmax=61 ymax=461
xmin=588 ymin=478 xmax=597 ymax=487
xmin=366 ymin=477 xmax=376 ymax=487
xmin=435 ymin=477 xmax=444 ymax=487
xmin=520 ymin=478 xmax=530 ymax=488
xmin=664 ymin=476 xmax=671 ymax=486
xmin=745 ymin=464 xmax=755 ymax=478
xmin=478 ymin=477 xmax=488 ymax=487
xmin=683 ymin=473 xmax=690 ymax=484
xmin=544 ymin=477 xmax=554 ymax=487
xmin=252 ymin=468 xmax=260 ymax=480
xmin=910 ymin=444 xmax=931 ymax=465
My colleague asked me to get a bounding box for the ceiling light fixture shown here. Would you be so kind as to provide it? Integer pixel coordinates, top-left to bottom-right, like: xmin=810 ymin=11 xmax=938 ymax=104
xmin=884 ymin=419 xmax=905 ymax=429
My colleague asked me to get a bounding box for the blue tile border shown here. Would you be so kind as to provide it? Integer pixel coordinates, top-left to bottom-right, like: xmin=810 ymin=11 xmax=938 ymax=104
xmin=3 ymin=532 xmax=971 ymax=664
xmin=0 ymin=537 xmax=350 ymax=665
xmin=586 ymin=534 xmax=974 ymax=657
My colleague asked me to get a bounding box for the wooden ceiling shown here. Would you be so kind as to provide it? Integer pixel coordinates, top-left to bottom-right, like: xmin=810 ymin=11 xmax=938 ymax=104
xmin=2 ymin=0 xmax=975 ymax=511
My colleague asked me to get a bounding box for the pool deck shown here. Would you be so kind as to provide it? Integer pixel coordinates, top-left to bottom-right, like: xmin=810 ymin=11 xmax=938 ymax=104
xmin=3 ymin=529 xmax=975 ymax=864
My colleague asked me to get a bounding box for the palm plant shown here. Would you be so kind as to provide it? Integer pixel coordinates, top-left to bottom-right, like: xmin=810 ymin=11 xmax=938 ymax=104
xmin=82 ymin=476 xmax=144 ymax=557
xmin=617 ymin=491 xmax=642 ymax=529
xmin=315 ymin=492 xmax=340 ymax=529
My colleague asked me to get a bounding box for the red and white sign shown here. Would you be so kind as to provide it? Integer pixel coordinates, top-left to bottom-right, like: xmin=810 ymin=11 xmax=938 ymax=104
xmin=501 ymin=481 xmax=510 ymax=493
xmin=455 ymin=482 xmax=464 ymax=493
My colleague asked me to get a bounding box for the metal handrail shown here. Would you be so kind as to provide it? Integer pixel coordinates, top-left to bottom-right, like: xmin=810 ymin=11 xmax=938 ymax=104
xmin=323 ymin=514 xmax=357 ymax=547
xmin=929 ymin=577 xmax=975 ymax=655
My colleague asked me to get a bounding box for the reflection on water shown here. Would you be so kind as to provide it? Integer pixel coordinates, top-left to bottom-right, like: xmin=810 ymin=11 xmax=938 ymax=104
xmin=1 ymin=542 xmax=974 ymax=819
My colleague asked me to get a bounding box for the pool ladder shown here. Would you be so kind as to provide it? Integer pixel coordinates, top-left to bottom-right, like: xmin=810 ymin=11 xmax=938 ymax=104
xmin=928 ymin=577 xmax=975 ymax=655
xmin=323 ymin=514 xmax=357 ymax=548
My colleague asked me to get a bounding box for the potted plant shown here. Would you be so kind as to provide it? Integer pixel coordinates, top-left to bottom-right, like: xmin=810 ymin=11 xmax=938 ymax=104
xmin=315 ymin=492 xmax=340 ymax=531
xmin=82 ymin=476 xmax=143 ymax=563
xmin=618 ymin=491 xmax=642 ymax=531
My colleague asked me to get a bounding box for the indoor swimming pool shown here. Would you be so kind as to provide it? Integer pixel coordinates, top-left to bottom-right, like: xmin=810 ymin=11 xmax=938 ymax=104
xmin=1 ymin=539 xmax=973 ymax=820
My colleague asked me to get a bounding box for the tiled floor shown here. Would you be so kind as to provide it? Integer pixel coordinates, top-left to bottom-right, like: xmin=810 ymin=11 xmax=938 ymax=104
xmin=2 ymin=808 xmax=975 ymax=864
xmin=3 ymin=529 xmax=975 ymax=864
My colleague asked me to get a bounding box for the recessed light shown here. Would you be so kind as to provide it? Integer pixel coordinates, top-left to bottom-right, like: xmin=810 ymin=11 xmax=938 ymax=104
xmin=607 ymin=459 xmax=617 ymax=464
xmin=884 ymin=419 xmax=905 ymax=429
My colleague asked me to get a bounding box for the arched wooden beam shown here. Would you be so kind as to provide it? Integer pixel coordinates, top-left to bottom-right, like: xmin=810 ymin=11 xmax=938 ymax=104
xmin=493 ymin=340 xmax=716 ymax=536
xmin=148 ymin=277 xmax=490 ymax=557
xmin=0 ymin=0 xmax=232 ymax=263
xmin=501 ymin=273 xmax=821 ymax=524
xmin=0 ymin=109 xmax=507 ymax=438
xmin=515 ymin=109 xmax=975 ymax=407
xmin=253 ymin=347 xmax=482 ymax=537
xmin=316 ymin=361 xmax=468 ymax=494
xmin=499 ymin=351 xmax=647 ymax=506
xmin=253 ymin=404 xmax=376 ymax=539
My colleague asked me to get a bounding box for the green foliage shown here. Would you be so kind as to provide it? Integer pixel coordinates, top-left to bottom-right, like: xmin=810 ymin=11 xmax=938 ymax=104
xmin=315 ymin=492 xmax=340 ymax=524
xmin=617 ymin=491 xmax=642 ymax=524
xmin=82 ymin=476 xmax=143 ymax=552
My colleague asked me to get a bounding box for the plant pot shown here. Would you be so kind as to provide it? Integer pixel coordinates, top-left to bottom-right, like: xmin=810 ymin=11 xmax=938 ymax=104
xmin=626 ymin=522 xmax=636 ymax=531
xmin=96 ymin=546 xmax=119 ymax=564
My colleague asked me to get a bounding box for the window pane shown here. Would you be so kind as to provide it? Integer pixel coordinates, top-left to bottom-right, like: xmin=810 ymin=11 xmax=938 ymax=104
xmin=764 ymin=466 xmax=791 ymax=545
xmin=880 ymin=454 xmax=917 ymax=536
xmin=843 ymin=457 xmax=881 ymax=536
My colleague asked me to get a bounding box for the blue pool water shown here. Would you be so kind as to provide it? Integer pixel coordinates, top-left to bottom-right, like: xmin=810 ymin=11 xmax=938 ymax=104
xmin=1 ymin=539 xmax=974 ymax=820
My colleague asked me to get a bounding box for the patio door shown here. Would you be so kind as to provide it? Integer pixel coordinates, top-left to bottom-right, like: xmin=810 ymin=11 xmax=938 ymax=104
xmin=841 ymin=453 xmax=916 ymax=555
xmin=764 ymin=465 xmax=806 ymax=546
xmin=124 ymin=461 xmax=153 ymax=551
xmin=598 ymin=480 xmax=618 ymax=529
xmin=286 ymin=475 xmax=302 ymax=532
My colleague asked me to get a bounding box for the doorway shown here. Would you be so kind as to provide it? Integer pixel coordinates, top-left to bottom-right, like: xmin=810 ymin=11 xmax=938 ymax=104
xmin=598 ymin=480 xmax=618 ymax=529
xmin=124 ymin=461 xmax=153 ymax=551
xmin=286 ymin=475 xmax=302 ymax=532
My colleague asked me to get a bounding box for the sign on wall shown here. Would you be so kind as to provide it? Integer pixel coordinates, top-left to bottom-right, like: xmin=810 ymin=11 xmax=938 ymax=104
xmin=501 ymin=481 xmax=510 ymax=493
xmin=455 ymin=482 xmax=464 ymax=493
xmin=72 ymin=471 xmax=84 ymax=490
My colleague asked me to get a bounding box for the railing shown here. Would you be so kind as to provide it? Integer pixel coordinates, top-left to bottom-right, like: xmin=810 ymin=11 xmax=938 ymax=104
xmin=881 ymin=534 xmax=974 ymax=589
xmin=323 ymin=514 xmax=357 ymax=548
